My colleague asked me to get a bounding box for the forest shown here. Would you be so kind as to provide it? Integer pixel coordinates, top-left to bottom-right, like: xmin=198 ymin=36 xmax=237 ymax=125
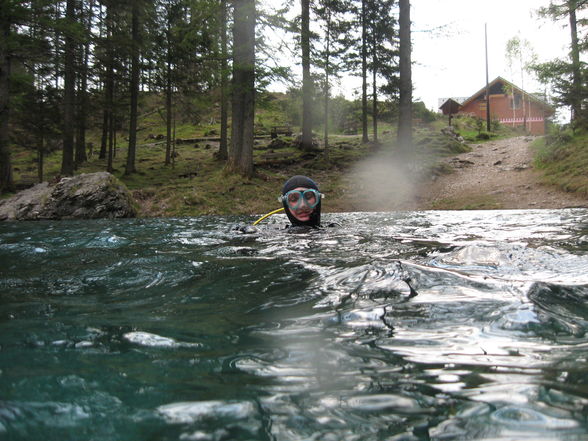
xmin=0 ymin=0 xmax=586 ymax=210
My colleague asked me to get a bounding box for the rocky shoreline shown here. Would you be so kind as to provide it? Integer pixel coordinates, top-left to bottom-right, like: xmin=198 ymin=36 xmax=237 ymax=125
xmin=0 ymin=172 xmax=138 ymax=221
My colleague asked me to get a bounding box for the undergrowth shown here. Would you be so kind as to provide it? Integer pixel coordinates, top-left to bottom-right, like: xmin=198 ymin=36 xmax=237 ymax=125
xmin=533 ymin=129 xmax=588 ymax=196
xmin=5 ymin=98 xmax=545 ymax=216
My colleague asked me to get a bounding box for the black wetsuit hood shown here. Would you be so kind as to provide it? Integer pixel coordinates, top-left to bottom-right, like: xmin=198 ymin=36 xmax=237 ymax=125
xmin=281 ymin=175 xmax=321 ymax=227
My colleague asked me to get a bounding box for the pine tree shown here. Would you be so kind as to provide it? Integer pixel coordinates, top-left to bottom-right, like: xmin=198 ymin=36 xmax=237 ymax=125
xmin=60 ymin=0 xmax=77 ymax=176
xmin=366 ymin=0 xmax=397 ymax=143
xmin=314 ymin=0 xmax=352 ymax=154
xmin=125 ymin=0 xmax=141 ymax=175
xmin=361 ymin=0 xmax=369 ymax=143
xmin=75 ymin=0 xmax=94 ymax=166
xmin=218 ymin=0 xmax=229 ymax=160
xmin=300 ymin=0 xmax=314 ymax=151
xmin=397 ymin=0 xmax=412 ymax=150
xmin=229 ymin=0 xmax=255 ymax=177
xmin=344 ymin=0 xmax=399 ymax=143
xmin=0 ymin=0 xmax=16 ymax=192
xmin=533 ymin=0 xmax=587 ymax=127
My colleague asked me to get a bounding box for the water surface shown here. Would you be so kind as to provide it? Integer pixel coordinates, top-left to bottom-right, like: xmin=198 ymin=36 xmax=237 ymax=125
xmin=1 ymin=209 xmax=588 ymax=440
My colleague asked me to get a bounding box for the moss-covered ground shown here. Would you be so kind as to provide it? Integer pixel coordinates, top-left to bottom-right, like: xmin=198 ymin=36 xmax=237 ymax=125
xmin=8 ymin=98 xmax=584 ymax=217
xmin=533 ymin=131 xmax=588 ymax=196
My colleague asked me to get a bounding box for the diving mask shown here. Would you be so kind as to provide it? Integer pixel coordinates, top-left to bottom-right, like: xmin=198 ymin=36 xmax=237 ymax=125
xmin=279 ymin=189 xmax=323 ymax=210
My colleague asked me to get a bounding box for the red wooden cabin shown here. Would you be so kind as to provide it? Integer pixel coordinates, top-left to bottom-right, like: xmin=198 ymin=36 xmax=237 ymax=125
xmin=450 ymin=77 xmax=555 ymax=135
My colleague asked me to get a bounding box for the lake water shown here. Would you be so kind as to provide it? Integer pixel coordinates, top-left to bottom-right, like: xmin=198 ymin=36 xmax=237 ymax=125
xmin=1 ymin=209 xmax=588 ymax=441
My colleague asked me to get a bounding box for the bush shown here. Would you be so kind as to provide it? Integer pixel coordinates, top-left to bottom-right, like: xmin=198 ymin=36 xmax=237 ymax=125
xmin=545 ymin=126 xmax=573 ymax=146
xmin=413 ymin=101 xmax=438 ymax=123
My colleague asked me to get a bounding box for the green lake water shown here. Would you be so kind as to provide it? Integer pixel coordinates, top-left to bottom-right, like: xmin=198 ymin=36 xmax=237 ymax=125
xmin=1 ymin=209 xmax=588 ymax=440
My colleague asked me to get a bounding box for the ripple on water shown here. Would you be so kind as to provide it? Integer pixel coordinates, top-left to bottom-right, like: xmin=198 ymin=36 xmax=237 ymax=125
xmin=345 ymin=394 xmax=425 ymax=414
xmin=157 ymin=401 xmax=263 ymax=440
xmin=527 ymin=282 xmax=588 ymax=339
xmin=2 ymin=211 xmax=588 ymax=440
xmin=123 ymin=331 xmax=202 ymax=349
xmin=157 ymin=400 xmax=258 ymax=424
xmin=491 ymin=405 xmax=579 ymax=430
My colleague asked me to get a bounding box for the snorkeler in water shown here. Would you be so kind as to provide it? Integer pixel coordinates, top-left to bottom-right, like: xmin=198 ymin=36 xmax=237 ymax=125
xmin=278 ymin=175 xmax=323 ymax=227
xmin=243 ymin=175 xmax=330 ymax=231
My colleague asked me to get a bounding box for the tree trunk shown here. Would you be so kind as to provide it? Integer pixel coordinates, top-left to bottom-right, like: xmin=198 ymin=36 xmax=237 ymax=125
xmin=568 ymin=0 xmax=582 ymax=122
xmin=172 ymin=109 xmax=176 ymax=167
xmin=61 ymin=0 xmax=76 ymax=176
xmin=0 ymin=9 xmax=14 ymax=193
xmin=229 ymin=0 xmax=255 ymax=177
xmin=37 ymin=136 xmax=44 ymax=183
xmin=165 ymin=12 xmax=172 ymax=165
xmin=126 ymin=0 xmax=140 ymax=175
xmin=323 ymin=7 xmax=331 ymax=157
xmin=75 ymin=0 xmax=92 ymax=166
xmin=107 ymin=110 xmax=113 ymax=172
xmin=53 ymin=1 xmax=61 ymax=89
xmin=100 ymin=108 xmax=108 ymax=159
xmin=105 ymin=3 xmax=114 ymax=173
xmin=218 ymin=0 xmax=229 ymax=160
xmin=98 ymin=3 xmax=107 ymax=160
xmin=165 ymin=61 xmax=172 ymax=165
xmin=372 ymin=46 xmax=378 ymax=143
xmin=361 ymin=0 xmax=369 ymax=143
xmin=300 ymin=0 xmax=314 ymax=151
xmin=397 ymin=0 xmax=412 ymax=151
xmin=75 ymin=46 xmax=89 ymax=165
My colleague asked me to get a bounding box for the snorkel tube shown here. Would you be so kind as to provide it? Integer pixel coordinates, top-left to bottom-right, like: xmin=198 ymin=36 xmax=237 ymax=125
xmin=252 ymin=207 xmax=285 ymax=226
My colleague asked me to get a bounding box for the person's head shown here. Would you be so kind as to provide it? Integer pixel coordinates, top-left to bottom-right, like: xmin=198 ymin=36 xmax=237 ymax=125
xmin=280 ymin=175 xmax=322 ymax=227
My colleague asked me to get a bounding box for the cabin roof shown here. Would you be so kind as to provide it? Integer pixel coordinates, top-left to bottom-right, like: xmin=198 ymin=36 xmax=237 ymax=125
xmin=439 ymin=98 xmax=462 ymax=115
xmin=460 ymin=76 xmax=554 ymax=113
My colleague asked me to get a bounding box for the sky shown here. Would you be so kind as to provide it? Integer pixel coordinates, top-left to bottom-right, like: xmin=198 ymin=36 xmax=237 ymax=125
xmin=410 ymin=0 xmax=577 ymax=112
xmin=263 ymin=0 xmax=583 ymax=116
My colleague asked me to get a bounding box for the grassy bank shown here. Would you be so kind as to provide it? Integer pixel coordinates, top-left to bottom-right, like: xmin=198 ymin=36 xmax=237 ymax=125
xmin=8 ymin=128 xmax=469 ymax=217
xmin=533 ymin=130 xmax=588 ymax=196
xmin=7 ymin=108 xmax=533 ymax=217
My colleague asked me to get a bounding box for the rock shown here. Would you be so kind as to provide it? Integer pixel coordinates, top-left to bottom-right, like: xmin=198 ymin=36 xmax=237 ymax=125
xmin=268 ymin=137 xmax=290 ymax=149
xmin=449 ymin=158 xmax=474 ymax=168
xmin=292 ymin=133 xmax=321 ymax=151
xmin=440 ymin=126 xmax=466 ymax=144
xmin=0 ymin=172 xmax=138 ymax=221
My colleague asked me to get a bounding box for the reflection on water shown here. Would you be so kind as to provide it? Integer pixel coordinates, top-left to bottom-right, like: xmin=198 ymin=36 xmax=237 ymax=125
xmin=1 ymin=209 xmax=588 ymax=440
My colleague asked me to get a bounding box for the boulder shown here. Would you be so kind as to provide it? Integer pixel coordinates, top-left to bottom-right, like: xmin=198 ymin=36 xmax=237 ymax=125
xmin=292 ymin=133 xmax=320 ymax=151
xmin=0 ymin=172 xmax=138 ymax=221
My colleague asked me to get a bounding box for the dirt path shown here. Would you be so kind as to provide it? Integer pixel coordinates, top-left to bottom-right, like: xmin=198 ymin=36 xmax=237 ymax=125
xmin=414 ymin=136 xmax=588 ymax=210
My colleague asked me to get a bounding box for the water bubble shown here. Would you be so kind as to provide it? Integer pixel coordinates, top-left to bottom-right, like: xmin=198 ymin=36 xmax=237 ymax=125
xmin=491 ymin=405 xmax=579 ymax=429
xmin=157 ymin=401 xmax=257 ymax=424
xmin=123 ymin=331 xmax=201 ymax=349
xmin=346 ymin=394 xmax=424 ymax=414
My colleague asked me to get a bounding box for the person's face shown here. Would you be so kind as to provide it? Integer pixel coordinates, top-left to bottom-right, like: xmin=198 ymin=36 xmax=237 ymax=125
xmin=285 ymin=186 xmax=318 ymax=222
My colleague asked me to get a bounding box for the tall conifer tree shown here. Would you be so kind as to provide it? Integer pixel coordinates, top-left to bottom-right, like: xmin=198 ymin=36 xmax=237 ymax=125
xmin=229 ymin=0 xmax=255 ymax=177
xmin=397 ymin=0 xmax=412 ymax=150
xmin=61 ymin=0 xmax=76 ymax=176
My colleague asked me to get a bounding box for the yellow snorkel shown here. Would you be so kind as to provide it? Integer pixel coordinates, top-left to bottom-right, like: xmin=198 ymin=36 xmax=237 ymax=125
xmin=252 ymin=207 xmax=285 ymax=226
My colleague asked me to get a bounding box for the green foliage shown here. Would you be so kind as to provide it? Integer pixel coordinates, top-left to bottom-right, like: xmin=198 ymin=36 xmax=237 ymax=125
xmin=531 ymin=59 xmax=588 ymax=124
xmin=448 ymin=114 xmax=520 ymax=143
xmin=412 ymin=101 xmax=437 ymax=123
xmin=532 ymin=0 xmax=588 ymax=130
xmin=533 ymin=130 xmax=588 ymax=195
xmin=431 ymin=194 xmax=502 ymax=210
xmin=7 ymin=88 xmax=494 ymax=215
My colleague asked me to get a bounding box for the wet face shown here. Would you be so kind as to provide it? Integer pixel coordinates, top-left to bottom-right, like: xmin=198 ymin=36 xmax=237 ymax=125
xmin=285 ymin=186 xmax=317 ymax=223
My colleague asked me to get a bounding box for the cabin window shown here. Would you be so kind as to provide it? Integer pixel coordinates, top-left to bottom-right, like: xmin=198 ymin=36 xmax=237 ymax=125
xmin=510 ymin=94 xmax=522 ymax=109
